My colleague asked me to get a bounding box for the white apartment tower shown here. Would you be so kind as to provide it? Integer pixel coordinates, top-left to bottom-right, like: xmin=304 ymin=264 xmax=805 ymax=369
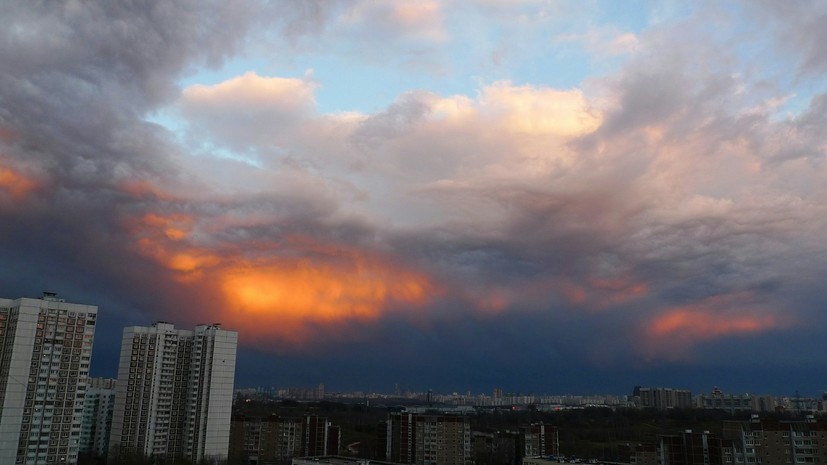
xmin=0 ymin=294 xmax=98 ymax=465
xmin=108 ymin=321 xmax=237 ymax=463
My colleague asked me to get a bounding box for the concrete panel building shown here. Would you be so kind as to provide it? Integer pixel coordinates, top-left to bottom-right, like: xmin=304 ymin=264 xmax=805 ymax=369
xmin=518 ymin=423 xmax=559 ymax=458
xmin=229 ymin=414 xmax=341 ymax=465
xmin=108 ymin=321 xmax=237 ymax=463
xmin=383 ymin=413 xmax=472 ymax=465
xmin=723 ymin=415 xmax=827 ymax=464
xmin=0 ymin=294 xmax=98 ymax=465
xmin=634 ymin=386 xmax=693 ymax=410
xmin=78 ymin=377 xmax=116 ymax=459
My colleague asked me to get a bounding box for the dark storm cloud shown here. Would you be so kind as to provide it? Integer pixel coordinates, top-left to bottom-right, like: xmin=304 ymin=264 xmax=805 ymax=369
xmin=4 ymin=0 xmax=827 ymax=395
xmin=0 ymin=0 xmax=258 ymax=320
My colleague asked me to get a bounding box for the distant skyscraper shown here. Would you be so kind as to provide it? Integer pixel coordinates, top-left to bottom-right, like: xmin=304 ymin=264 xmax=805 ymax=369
xmin=78 ymin=378 xmax=116 ymax=459
xmin=0 ymin=293 xmax=98 ymax=465
xmin=108 ymin=321 xmax=237 ymax=463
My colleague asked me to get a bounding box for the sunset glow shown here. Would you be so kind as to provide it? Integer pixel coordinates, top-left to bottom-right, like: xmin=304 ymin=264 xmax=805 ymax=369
xmin=0 ymin=165 xmax=38 ymax=201
xmin=641 ymin=293 xmax=791 ymax=360
xmin=4 ymin=0 xmax=826 ymax=392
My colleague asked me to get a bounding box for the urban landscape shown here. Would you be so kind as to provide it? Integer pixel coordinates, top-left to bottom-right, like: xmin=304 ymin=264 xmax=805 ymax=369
xmin=2 ymin=294 xmax=827 ymax=464
xmin=4 ymin=1 xmax=827 ymax=465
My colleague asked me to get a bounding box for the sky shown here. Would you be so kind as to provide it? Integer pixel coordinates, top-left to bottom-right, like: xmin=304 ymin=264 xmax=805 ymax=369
xmin=1 ymin=0 xmax=827 ymax=397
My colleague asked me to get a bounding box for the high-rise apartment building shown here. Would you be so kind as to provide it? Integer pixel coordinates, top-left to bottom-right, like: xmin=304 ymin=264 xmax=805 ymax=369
xmin=634 ymin=386 xmax=693 ymax=410
xmin=108 ymin=321 xmax=237 ymax=463
xmin=0 ymin=293 xmax=98 ymax=465
xmin=383 ymin=413 xmax=472 ymax=465
xmin=78 ymin=377 xmax=116 ymax=459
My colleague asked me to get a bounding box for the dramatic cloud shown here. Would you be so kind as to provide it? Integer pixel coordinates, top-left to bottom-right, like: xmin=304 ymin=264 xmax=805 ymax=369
xmin=3 ymin=0 xmax=827 ymax=394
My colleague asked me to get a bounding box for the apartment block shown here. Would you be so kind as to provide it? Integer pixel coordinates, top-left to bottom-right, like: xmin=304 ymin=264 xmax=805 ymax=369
xmin=383 ymin=413 xmax=472 ymax=465
xmin=634 ymin=386 xmax=693 ymax=410
xmin=0 ymin=294 xmax=97 ymax=465
xmin=723 ymin=415 xmax=827 ymax=464
xmin=229 ymin=414 xmax=341 ymax=465
xmin=78 ymin=377 xmax=116 ymax=458
xmin=108 ymin=321 xmax=237 ymax=463
xmin=518 ymin=423 xmax=559 ymax=458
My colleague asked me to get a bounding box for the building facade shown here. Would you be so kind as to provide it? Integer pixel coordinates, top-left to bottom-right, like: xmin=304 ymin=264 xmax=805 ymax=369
xmin=108 ymin=322 xmax=237 ymax=463
xmin=0 ymin=294 xmax=98 ymax=465
xmin=383 ymin=413 xmax=472 ymax=465
xmin=634 ymin=386 xmax=693 ymax=410
xmin=723 ymin=416 xmax=827 ymax=464
xmin=518 ymin=423 xmax=559 ymax=458
xmin=230 ymin=415 xmax=341 ymax=465
xmin=78 ymin=377 xmax=116 ymax=458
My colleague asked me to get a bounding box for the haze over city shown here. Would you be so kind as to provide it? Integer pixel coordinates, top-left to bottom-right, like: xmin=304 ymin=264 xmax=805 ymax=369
xmin=1 ymin=1 xmax=826 ymax=396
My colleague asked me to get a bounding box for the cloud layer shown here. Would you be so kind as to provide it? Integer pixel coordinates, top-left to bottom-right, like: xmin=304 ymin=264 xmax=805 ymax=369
xmin=2 ymin=0 xmax=826 ymax=393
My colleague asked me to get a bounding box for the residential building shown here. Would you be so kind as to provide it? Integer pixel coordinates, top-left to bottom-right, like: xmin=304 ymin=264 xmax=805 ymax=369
xmin=518 ymin=423 xmax=559 ymax=458
xmin=78 ymin=377 xmax=116 ymax=458
xmin=472 ymin=431 xmax=518 ymax=465
xmin=723 ymin=415 xmax=827 ymax=464
xmin=695 ymin=387 xmax=756 ymax=414
xmin=229 ymin=414 xmax=341 ymax=465
xmin=0 ymin=293 xmax=98 ymax=465
xmin=619 ymin=443 xmax=657 ymax=465
xmin=383 ymin=413 xmax=472 ymax=465
xmin=634 ymin=386 xmax=693 ymax=410
xmin=658 ymin=430 xmax=728 ymax=465
xmin=108 ymin=321 xmax=237 ymax=463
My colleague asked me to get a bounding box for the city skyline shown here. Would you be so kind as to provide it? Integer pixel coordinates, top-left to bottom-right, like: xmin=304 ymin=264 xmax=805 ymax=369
xmin=2 ymin=1 xmax=827 ymax=396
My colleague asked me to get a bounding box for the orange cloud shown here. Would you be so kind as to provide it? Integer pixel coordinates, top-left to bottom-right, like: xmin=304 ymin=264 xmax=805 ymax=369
xmin=648 ymin=309 xmax=775 ymax=339
xmin=126 ymin=211 xmax=438 ymax=346
xmin=0 ymin=164 xmax=39 ymax=202
xmin=218 ymin=255 xmax=432 ymax=340
xmin=640 ymin=293 xmax=791 ymax=361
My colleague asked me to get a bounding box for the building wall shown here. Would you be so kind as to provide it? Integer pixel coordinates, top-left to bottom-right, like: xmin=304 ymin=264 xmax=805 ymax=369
xmin=0 ymin=295 xmax=97 ymax=465
xmin=638 ymin=387 xmax=693 ymax=410
xmin=78 ymin=382 xmax=116 ymax=457
xmin=192 ymin=325 xmax=238 ymax=462
xmin=519 ymin=423 xmax=559 ymax=458
xmin=109 ymin=322 xmax=194 ymax=460
xmin=724 ymin=417 xmax=827 ymax=464
xmin=386 ymin=413 xmax=472 ymax=465
xmin=109 ymin=322 xmax=237 ymax=463
xmin=230 ymin=415 xmax=339 ymax=465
